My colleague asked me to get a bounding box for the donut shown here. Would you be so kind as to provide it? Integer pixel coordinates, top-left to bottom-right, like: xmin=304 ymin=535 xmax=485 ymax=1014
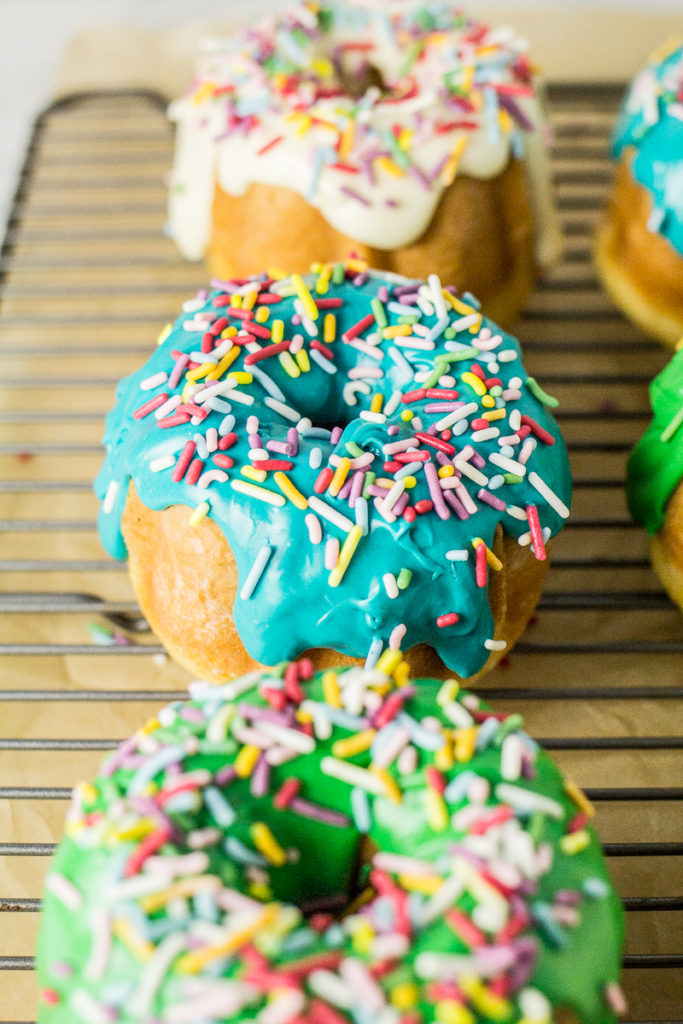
xmin=37 ymin=658 xmax=625 ymax=1024
xmin=627 ymin=341 xmax=683 ymax=609
xmin=595 ymin=39 xmax=683 ymax=346
xmin=95 ymin=262 xmax=571 ymax=682
xmin=167 ymin=1 xmax=561 ymax=328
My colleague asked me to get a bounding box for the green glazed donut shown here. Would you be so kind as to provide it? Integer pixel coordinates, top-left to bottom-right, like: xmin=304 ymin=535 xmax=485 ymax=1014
xmin=37 ymin=657 xmax=625 ymax=1024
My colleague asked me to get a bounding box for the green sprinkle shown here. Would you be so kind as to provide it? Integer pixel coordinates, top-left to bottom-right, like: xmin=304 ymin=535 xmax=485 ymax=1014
xmin=371 ymin=298 xmax=387 ymax=330
xmin=332 ymin=263 xmax=345 ymax=284
xmin=383 ymin=129 xmax=410 ymax=170
xmin=345 ymin=441 xmax=364 ymax=458
xmin=362 ymin=471 xmax=376 ymax=500
xmin=494 ymin=713 xmax=524 ymax=744
xmin=527 ymin=377 xmax=560 ymax=408
xmin=530 ymin=811 xmax=547 ymax=843
xmin=397 ymin=314 xmax=419 ymax=325
xmin=660 ymin=403 xmax=683 ymax=442
xmin=423 ymin=366 xmax=443 ymax=389
xmin=444 ymin=327 xmax=456 ymax=339
xmin=489 ymin=385 xmax=503 ymax=398
xmin=398 ymin=39 xmax=425 ymax=78
xmin=435 ymin=347 xmax=479 ymax=364
xmin=397 ymin=568 xmax=413 ymax=590
xmin=503 ymin=472 xmax=524 ymax=484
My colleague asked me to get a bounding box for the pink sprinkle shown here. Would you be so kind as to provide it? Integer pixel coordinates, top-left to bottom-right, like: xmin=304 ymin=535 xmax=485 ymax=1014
xmin=526 ymin=504 xmax=547 ymax=561
xmin=325 ymin=538 xmax=340 ymax=570
xmin=169 ymin=352 xmax=190 ymax=389
xmin=185 ymin=458 xmax=204 ymax=486
xmin=389 ymin=623 xmax=406 ymax=650
xmin=133 ymin=393 xmax=168 ymax=420
xmin=341 ymin=313 xmax=375 ymax=343
xmin=475 ymin=543 xmax=488 ymax=587
xmin=436 ymin=612 xmax=459 ymax=627
xmin=171 ymin=441 xmax=196 ymax=482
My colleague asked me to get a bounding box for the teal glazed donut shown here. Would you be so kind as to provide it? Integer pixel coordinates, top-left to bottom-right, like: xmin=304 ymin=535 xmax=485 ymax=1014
xmin=37 ymin=659 xmax=625 ymax=1024
xmin=95 ymin=262 xmax=571 ymax=679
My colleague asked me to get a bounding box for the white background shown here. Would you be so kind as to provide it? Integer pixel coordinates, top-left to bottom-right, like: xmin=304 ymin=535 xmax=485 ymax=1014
xmin=0 ymin=0 xmax=681 ymax=240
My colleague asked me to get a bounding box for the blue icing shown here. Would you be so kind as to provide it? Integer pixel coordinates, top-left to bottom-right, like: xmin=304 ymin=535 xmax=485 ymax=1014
xmin=95 ymin=269 xmax=571 ymax=678
xmin=612 ymin=42 xmax=683 ymax=257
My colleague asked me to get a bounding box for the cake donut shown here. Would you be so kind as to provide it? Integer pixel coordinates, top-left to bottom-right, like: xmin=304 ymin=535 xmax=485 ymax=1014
xmin=167 ymin=1 xmax=561 ymax=328
xmin=595 ymin=39 xmax=683 ymax=346
xmin=627 ymin=342 xmax=683 ymax=610
xmin=95 ymin=262 xmax=571 ymax=682
xmin=37 ymin=658 xmax=626 ymax=1024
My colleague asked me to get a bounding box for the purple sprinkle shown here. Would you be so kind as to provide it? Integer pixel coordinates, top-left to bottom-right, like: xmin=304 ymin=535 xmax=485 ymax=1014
xmin=238 ymin=704 xmax=295 ymax=727
xmin=556 ymin=890 xmax=582 ymax=906
xmin=498 ymin=92 xmax=534 ymax=131
xmin=214 ymin=765 xmax=237 ymax=787
xmin=424 ymin=461 xmax=450 ymax=520
xmin=353 ymin=273 xmax=369 ymax=286
xmin=393 ymin=491 xmax=410 ymax=516
xmin=410 ymin=164 xmax=431 ymax=191
xmin=287 ymin=427 xmax=299 ymax=456
xmin=250 ymin=755 xmax=270 ymax=798
xmin=266 ymin=440 xmax=293 ymax=455
xmin=340 ymin=186 xmax=370 ymax=207
xmin=443 ymin=489 xmax=469 ymax=519
xmin=349 ymin=470 xmax=365 ymax=508
xmin=330 ymin=426 xmax=343 ymax=444
xmin=387 ymin=424 xmax=399 ymax=435
xmin=289 ymin=797 xmax=351 ymax=828
xmin=378 ymin=286 xmax=390 ymax=302
xmin=337 ymin=477 xmax=354 ymax=502
xmin=470 ymin=450 xmax=486 ymax=469
xmin=477 ymin=488 xmax=507 ymax=512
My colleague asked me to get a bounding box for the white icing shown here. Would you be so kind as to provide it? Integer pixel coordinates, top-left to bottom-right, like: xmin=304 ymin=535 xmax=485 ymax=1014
xmin=167 ymin=1 xmax=560 ymax=269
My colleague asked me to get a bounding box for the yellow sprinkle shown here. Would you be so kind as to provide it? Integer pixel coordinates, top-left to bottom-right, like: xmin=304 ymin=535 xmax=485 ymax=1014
xmin=435 ymin=738 xmax=454 ymax=771
xmin=350 ymin=921 xmax=374 ymax=955
xmin=204 ymin=345 xmax=240 ymax=380
xmin=192 ymin=81 xmax=215 ymax=106
xmin=339 ymin=118 xmax=355 ymax=159
xmin=329 ymin=525 xmax=363 ymax=588
xmin=442 ymin=290 xmax=475 ymax=317
xmin=76 ymin=781 xmax=99 ymax=804
xmin=248 ymin=881 xmax=273 ymax=902
xmin=401 ymin=409 xmax=413 ymax=422
xmin=332 ymin=729 xmax=377 ymax=759
xmin=156 ymin=323 xmax=172 ymax=346
xmin=242 ymin=289 xmax=258 ymax=311
xmin=564 ymin=779 xmax=596 ymax=818
xmin=315 ymin=277 xmax=329 ymax=295
xmin=177 ymin=906 xmax=277 ymax=973
xmin=402 ymin=475 xmax=417 ymax=489
xmin=426 ymin=787 xmax=450 ymax=831
xmin=398 ymin=874 xmax=443 ymax=895
xmin=441 ymin=135 xmax=468 ymax=186
xmin=471 ymin=537 xmax=503 ymax=571
xmin=454 ymin=726 xmax=478 ymax=763
xmin=242 ymin=466 xmax=267 ymax=484
xmin=268 ymin=267 xmax=288 ymax=281
xmin=186 ymin=361 xmax=215 ymax=382
xmin=295 ymin=348 xmax=310 ymax=373
xmin=481 ymin=394 xmax=496 ymax=408
xmin=255 ymin=306 xmax=270 ymax=323
xmin=560 ymin=829 xmax=591 ymax=855
xmin=375 ymin=648 xmax=403 ymax=677
xmin=230 ymin=294 xmax=243 ymax=308
xmin=370 ymin=393 xmax=384 ymax=414
xmin=221 ymin=326 xmax=239 ymax=338
xmin=460 ymin=976 xmax=512 ymax=1021
xmin=328 ymin=457 xmax=351 ymax=497
xmin=461 ymin=371 xmax=487 ymax=396
xmin=271 ymin=319 xmax=285 ymax=344
xmin=390 ymin=983 xmax=420 ymax=1010
xmin=227 ymin=370 xmax=252 ymax=385
xmin=375 ymin=155 xmax=403 ymax=178
xmin=113 ymin=918 xmax=154 ymax=961
xmin=382 ymin=324 xmax=413 ymax=338
xmin=115 ymin=820 xmax=155 ymax=842
xmin=438 ymin=465 xmax=455 ymax=478
xmin=279 ymin=351 xmax=300 ymax=378
xmin=345 ymin=257 xmax=369 ymax=273
xmin=322 ymin=670 xmax=342 ymax=708
xmin=482 ymin=407 xmax=506 ymax=421
xmin=291 ymin=273 xmax=319 ymax=321
xmin=273 ymin=472 xmax=308 ymax=510
xmin=372 ymin=767 xmax=402 ymax=803
xmin=437 ymin=678 xmax=460 ymax=706
xmin=188 ymin=501 xmax=210 ymax=527
xmin=251 ymin=822 xmax=287 ymax=866
xmin=394 ymin=660 xmax=411 ymax=687
xmin=375 ymin=478 xmax=396 ymax=489
xmin=230 ymin=479 xmax=286 ymax=507
xmin=498 ymin=107 xmax=514 ymax=133
xmin=436 ymin=1000 xmax=475 ymax=1024
xmin=234 ymin=744 xmax=260 ymax=778
xmin=324 ymin=313 xmax=336 ymax=343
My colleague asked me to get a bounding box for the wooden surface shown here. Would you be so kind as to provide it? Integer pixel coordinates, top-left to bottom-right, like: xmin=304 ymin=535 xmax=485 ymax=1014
xmin=0 ymin=89 xmax=682 ymax=1023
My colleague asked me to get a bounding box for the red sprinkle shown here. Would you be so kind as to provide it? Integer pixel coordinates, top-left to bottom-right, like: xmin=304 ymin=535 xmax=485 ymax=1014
xmin=470 ymin=805 xmax=514 ymax=835
xmin=469 ymin=362 xmax=487 ymax=381
xmin=414 ymin=431 xmax=455 ymax=455
xmin=256 ymin=134 xmax=284 ymax=155
xmin=213 ymin=454 xmax=234 ymax=470
xmin=255 ymin=293 xmax=283 ymax=305
xmin=401 ymin=388 xmax=427 ymax=404
xmin=210 ymin=316 xmax=230 ymax=336
xmin=475 ymin=542 xmax=488 ymax=587
xmin=341 ymin=312 xmax=375 ymax=342
xmin=314 ymin=467 xmax=334 ymax=494
xmin=241 ymin=320 xmax=272 ymax=340
xmin=383 ymin=460 xmax=401 ymax=474
xmin=244 ymin=341 xmax=290 ymax=365
xmin=436 ymin=612 xmax=459 ymax=628
xmin=310 ymin=339 xmax=335 ymax=360
xmin=414 ymin=499 xmax=434 ymax=515
xmin=251 ymin=459 xmax=294 ymax=471
xmin=171 ymin=441 xmax=196 ymax=482
xmin=133 ymin=393 xmax=168 ymax=420
xmin=261 ymin=686 xmax=287 ymax=711
xmin=395 ymin=450 xmax=429 ymax=463
xmin=201 ymin=331 xmax=214 ymax=354
xmin=41 ymin=990 xmax=60 ymax=1006
xmin=425 ymin=388 xmax=459 ymax=400
xmin=403 ymin=506 xmax=417 ymax=523
xmin=273 ymin=777 xmax=301 ymax=810
xmin=158 ymin=412 xmax=192 ymax=429
xmin=124 ymin=824 xmax=172 ymax=877
xmin=185 ymin=458 xmax=204 ymax=486
xmin=446 ymin=908 xmax=486 ymax=947
xmin=283 ymin=662 xmax=305 ymax=703
xmin=314 ymin=297 xmax=344 ymax=309
xmin=526 ymin=503 xmax=547 ymax=561
xmin=425 ymin=766 xmax=447 ymax=793
xmin=470 ymin=418 xmax=490 ymax=431
xmin=374 ymin=690 xmax=409 ymax=729
xmin=218 ymin=432 xmax=238 ymax=451
xmin=520 ymin=415 xmax=555 ymax=446
xmin=308 ymin=1000 xmax=349 ymax=1024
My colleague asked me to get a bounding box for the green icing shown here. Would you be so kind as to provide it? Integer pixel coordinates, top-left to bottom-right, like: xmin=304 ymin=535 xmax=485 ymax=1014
xmin=627 ymin=347 xmax=683 ymax=534
xmin=94 ymin=268 xmax=571 ymax=678
xmin=36 ymin=662 xmax=624 ymax=1024
xmin=612 ymin=42 xmax=683 ymax=256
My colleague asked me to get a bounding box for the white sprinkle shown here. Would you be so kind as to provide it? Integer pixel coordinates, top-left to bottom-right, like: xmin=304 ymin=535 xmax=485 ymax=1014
xmin=497 ymin=349 xmax=518 ymax=362
xmin=383 ymin=437 xmax=418 ymax=455
xmin=325 ymin=537 xmax=340 ymax=570
xmin=257 ymin=721 xmax=316 ymax=754
xmin=256 ymin=990 xmax=306 ymax=1024
xmin=70 ymin=989 xmax=110 ymax=1024
xmin=505 ymin=504 xmax=528 ymax=521
xmin=251 ymin=363 xmax=289 ymax=399
xmin=446 ymin=549 xmax=469 ymax=561
xmin=518 ymin=988 xmax=553 ymax=1023
xmin=359 ymin=410 xmax=387 ymax=424
xmin=263 ymin=397 xmax=301 ymax=421
xmin=129 ymin=931 xmax=187 ymax=1016
xmin=383 ymin=390 xmax=402 ymax=416
xmin=309 ymin=446 xmax=323 ymax=469
xmin=155 ymin=394 xmax=182 ymax=420
xmin=309 ymin=348 xmax=337 ymax=374
xmin=495 ymin=782 xmax=564 ymax=818
xmin=307 ymin=496 xmax=355 ymax=532
xmin=343 ymin=380 xmax=371 ymax=406
xmin=389 ymin=623 xmax=406 ymax=649
xmin=501 ymin=734 xmax=524 ymax=780
xmin=320 ymin=757 xmax=386 ymax=794
xmin=355 ymin=496 xmax=369 ymax=535
xmin=397 ymin=745 xmax=418 ymax=775
xmin=528 ymin=471 xmax=570 ymax=518
xmin=435 ymin=401 xmax=478 ymax=431
xmin=102 ymin=479 xmax=118 ymax=515
xmin=383 ymin=573 xmax=399 ymax=599
xmin=308 ymin=970 xmax=353 ymax=1009
xmin=230 ymin=479 xmax=285 ymax=506
xmin=240 ymin=544 xmax=273 ymax=600
xmin=393 ymin=334 xmax=435 ymax=351
xmin=84 ymin=908 xmax=112 ymax=982
xmin=226 ymin=388 xmax=255 ymax=407
xmin=305 ymin=513 xmax=322 ymax=544
xmin=485 ymin=638 xmax=507 ymax=651
xmin=46 ymin=872 xmax=82 ymax=910
xmin=489 ymin=452 xmax=526 ymax=476
xmin=381 ymin=479 xmax=405 ymax=514
xmin=453 ymin=459 xmax=488 ymax=486
xmin=471 ymin=427 xmax=499 ymax=443
xmin=164 ymin=982 xmax=260 ymax=1023
xmin=346 ymin=337 xmax=383 ymax=360
xmin=219 ymin=413 xmax=235 ymax=435
xmin=415 ymin=871 xmax=466 ymax=926
xmin=140 ymin=371 xmax=168 ymax=391
xmin=197 ymin=469 xmax=229 ymax=489
xmin=373 ymin=851 xmax=439 ymax=876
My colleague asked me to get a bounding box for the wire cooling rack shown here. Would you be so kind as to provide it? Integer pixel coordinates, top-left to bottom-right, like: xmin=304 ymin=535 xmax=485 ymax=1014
xmin=0 ymin=86 xmax=681 ymax=1024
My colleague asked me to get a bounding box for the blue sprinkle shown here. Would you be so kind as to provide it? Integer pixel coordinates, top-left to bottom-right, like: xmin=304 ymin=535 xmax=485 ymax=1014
xmin=205 ymin=786 xmax=236 ymax=828
xmin=127 ymin=744 xmax=186 ymax=795
xmin=444 ymin=769 xmax=479 ymax=805
xmin=350 ymin=786 xmax=372 ymax=834
xmin=584 ymin=877 xmax=610 ymax=900
xmin=364 ymin=636 xmax=383 ymax=670
xmin=224 ymin=837 xmax=267 ymax=867
xmin=396 ymin=711 xmax=444 ymax=751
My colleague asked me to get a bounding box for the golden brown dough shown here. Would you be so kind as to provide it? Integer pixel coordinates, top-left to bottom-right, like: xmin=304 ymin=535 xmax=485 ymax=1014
xmin=207 ymin=160 xmax=536 ymax=330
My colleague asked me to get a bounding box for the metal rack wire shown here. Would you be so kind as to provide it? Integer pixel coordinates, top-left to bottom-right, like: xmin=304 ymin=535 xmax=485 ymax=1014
xmin=0 ymin=86 xmax=681 ymax=1023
